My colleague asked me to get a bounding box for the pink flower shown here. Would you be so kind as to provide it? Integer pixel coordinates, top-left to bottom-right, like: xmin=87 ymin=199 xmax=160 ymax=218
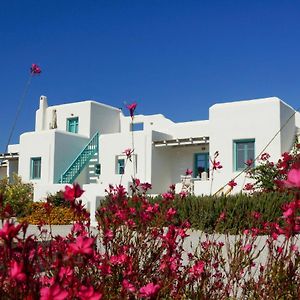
xmin=139 ymin=282 xmax=160 ymax=298
xmin=189 ymin=260 xmax=205 ymax=278
xmin=140 ymin=182 xmax=152 ymax=192
xmin=245 ymin=159 xmax=254 ymax=167
xmin=110 ymin=253 xmax=127 ymax=265
xmin=64 ymin=183 xmax=84 ymax=201
xmin=69 ymin=236 xmax=94 ymax=255
xmin=260 ymin=153 xmax=270 ymax=161
xmin=126 ymin=102 xmax=137 ymax=119
xmin=241 ymin=244 xmax=252 ymax=253
xmin=0 ymin=221 xmax=22 ymax=242
xmin=185 ymin=168 xmax=193 ymax=176
xmin=58 ymin=266 xmax=73 ymax=280
xmin=218 ymin=211 xmax=226 ymax=222
xmin=282 ymin=168 xmax=300 ymax=188
xmin=244 ymin=183 xmax=254 ymax=191
xmin=40 ymin=283 xmax=68 ymax=300
xmin=123 ymin=148 xmax=134 ymax=160
xmin=122 ymin=279 xmax=136 ymax=293
xmin=10 ymin=261 xmax=26 ymax=282
xmin=179 ymin=191 xmax=188 ymax=199
xmin=166 ymin=208 xmax=177 ymax=220
xmin=104 ymin=229 xmax=114 ymax=241
xmin=30 ymin=63 xmax=42 ymax=74
xmin=78 ymin=285 xmax=102 ymax=300
xmin=228 ymin=180 xmax=237 ymax=188
xmin=283 ymin=207 xmax=294 ymax=218
xmin=212 ymin=160 xmax=223 ymax=170
xmin=251 ymin=211 xmax=262 ymax=220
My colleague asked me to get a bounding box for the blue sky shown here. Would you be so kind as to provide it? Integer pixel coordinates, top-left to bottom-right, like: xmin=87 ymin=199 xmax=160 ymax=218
xmin=1 ymin=1 xmax=300 ymax=151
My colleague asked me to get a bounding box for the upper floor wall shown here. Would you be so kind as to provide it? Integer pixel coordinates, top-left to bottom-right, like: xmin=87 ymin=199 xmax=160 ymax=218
xmin=35 ymin=96 xmax=121 ymax=138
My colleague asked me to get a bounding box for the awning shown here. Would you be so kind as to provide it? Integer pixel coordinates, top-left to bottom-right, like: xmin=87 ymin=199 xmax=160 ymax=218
xmin=0 ymin=152 xmax=19 ymax=159
xmin=152 ymin=136 xmax=209 ymax=147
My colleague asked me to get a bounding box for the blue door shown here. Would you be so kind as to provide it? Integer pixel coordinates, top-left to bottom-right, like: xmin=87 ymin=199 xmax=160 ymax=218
xmin=194 ymin=153 xmax=209 ymax=178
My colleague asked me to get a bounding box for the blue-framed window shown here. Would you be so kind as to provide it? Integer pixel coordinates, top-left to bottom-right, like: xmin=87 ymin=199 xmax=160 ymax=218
xmin=194 ymin=153 xmax=209 ymax=177
xmin=95 ymin=163 xmax=101 ymax=175
xmin=67 ymin=117 xmax=79 ymax=133
xmin=117 ymin=159 xmax=125 ymax=174
xmin=30 ymin=157 xmax=41 ymax=179
xmin=131 ymin=122 xmax=144 ymax=131
xmin=233 ymin=139 xmax=255 ymax=171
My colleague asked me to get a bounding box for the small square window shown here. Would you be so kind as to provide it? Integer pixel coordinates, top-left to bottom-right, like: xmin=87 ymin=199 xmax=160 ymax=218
xmin=233 ymin=139 xmax=255 ymax=171
xmin=30 ymin=157 xmax=41 ymax=179
xmin=130 ymin=122 xmax=144 ymax=131
xmin=116 ymin=159 xmax=125 ymax=174
xmin=95 ymin=163 xmax=101 ymax=175
xmin=67 ymin=117 xmax=79 ymax=133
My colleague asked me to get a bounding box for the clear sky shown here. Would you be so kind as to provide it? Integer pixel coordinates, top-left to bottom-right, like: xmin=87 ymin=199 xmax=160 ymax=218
xmin=1 ymin=0 xmax=300 ymax=151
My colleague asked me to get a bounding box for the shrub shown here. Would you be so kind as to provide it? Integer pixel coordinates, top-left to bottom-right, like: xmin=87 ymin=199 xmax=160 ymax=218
xmin=0 ymin=174 xmax=33 ymax=217
xmin=170 ymin=191 xmax=294 ymax=234
xmin=18 ymin=202 xmax=76 ymax=225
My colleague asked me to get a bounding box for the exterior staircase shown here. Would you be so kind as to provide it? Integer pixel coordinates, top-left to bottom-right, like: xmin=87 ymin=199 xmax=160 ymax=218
xmin=58 ymin=132 xmax=99 ymax=184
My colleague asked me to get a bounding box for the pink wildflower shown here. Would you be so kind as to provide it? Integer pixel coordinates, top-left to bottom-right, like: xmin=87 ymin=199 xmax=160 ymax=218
xmin=64 ymin=183 xmax=84 ymax=201
xmin=244 ymin=183 xmax=254 ymax=191
xmin=166 ymin=208 xmax=177 ymax=220
xmin=10 ymin=261 xmax=26 ymax=282
xmin=212 ymin=160 xmax=223 ymax=170
xmin=228 ymin=180 xmax=237 ymax=188
xmin=140 ymin=182 xmax=152 ymax=192
xmin=261 ymin=152 xmax=270 ymax=161
xmin=282 ymin=168 xmax=300 ymax=188
xmin=30 ymin=63 xmax=42 ymax=74
xmin=123 ymin=148 xmax=134 ymax=160
xmin=0 ymin=221 xmax=22 ymax=242
xmin=189 ymin=260 xmax=205 ymax=278
xmin=139 ymin=282 xmax=160 ymax=298
xmin=78 ymin=285 xmax=102 ymax=300
xmin=69 ymin=236 xmax=94 ymax=255
xmin=241 ymin=244 xmax=252 ymax=253
xmin=185 ymin=168 xmax=193 ymax=176
xmin=245 ymin=159 xmax=254 ymax=167
xmin=126 ymin=102 xmax=137 ymax=119
xmin=122 ymin=279 xmax=136 ymax=293
xmin=40 ymin=283 xmax=68 ymax=300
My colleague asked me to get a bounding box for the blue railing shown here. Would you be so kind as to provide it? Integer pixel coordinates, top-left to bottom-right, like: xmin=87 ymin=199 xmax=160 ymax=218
xmin=58 ymin=132 xmax=99 ymax=184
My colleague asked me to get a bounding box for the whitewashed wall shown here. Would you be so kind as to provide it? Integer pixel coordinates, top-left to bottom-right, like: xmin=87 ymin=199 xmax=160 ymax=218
xmin=208 ymin=97 xmax=293 ymax=194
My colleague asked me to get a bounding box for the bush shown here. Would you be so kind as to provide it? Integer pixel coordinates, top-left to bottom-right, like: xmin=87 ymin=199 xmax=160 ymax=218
xmin=0 ymin=174 xmax=33 ymax=217
xmin=18 ymin=202 xmax=76 ymax=225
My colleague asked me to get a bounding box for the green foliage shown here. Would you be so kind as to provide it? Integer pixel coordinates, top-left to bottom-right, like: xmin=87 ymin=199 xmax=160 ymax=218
xmin=0 ymin=174 xmax=33 ymax=217
xmin=157 ymin=192 xmax=293 ymax=234
xmin=46 ymin=191 xmax=70 ymax=207
xmin=248 ymin=161 xmax=280 ymax=191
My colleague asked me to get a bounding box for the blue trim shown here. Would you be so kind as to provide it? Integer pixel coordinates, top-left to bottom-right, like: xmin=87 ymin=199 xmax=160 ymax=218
xmin=67 ymin=117 xmax=79 ymax=133
xmin=194 ymin=153 xmax=209 ymax=177
xmin=233 ymin=139 xmax=255 ymax=171
xmin=30 ymin=157 xmax=41 ymax=179
xmin=117 ymin=159 xmax=125 ymax=174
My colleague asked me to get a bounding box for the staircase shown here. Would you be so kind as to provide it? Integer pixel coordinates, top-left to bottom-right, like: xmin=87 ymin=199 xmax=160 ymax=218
xmin=58 ymin=132 xmax=99 ymax=184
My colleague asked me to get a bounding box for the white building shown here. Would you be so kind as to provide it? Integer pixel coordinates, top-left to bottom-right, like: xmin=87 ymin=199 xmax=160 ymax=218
xmin=1 ymin=96 xmax=299 ymax=224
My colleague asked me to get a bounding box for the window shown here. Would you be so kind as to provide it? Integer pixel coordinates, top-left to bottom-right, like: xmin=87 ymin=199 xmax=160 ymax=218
xmin=95 ymin=163 xmax=101 ymax=175
xmin=117 ymin=159 xmax=125 ymax=174
xmin=67 ymin=117 xmax=79 ymax=133
xmin=130 ymin=122 xmax=144 ymax=131
xmin=194 ymin=153 xmax=209 ymax=178
xmin=30 ymin=157 xmax=41 ymax=179
xmin=233 ymin=139 xmax=255 ymax=171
